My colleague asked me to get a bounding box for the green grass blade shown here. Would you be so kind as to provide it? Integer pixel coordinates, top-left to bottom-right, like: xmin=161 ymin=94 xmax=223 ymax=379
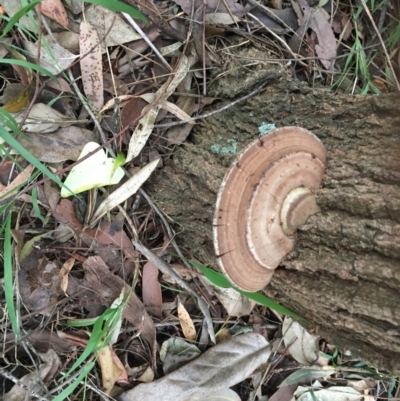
xmin=52 ymin=361 xmax=95 ymax=401
xmin=0 ymin=125 xmax=65 ymax=189
xmin=189 ymin=260 xmax=307 ymax=321
xmin=31 ymin=187 xmax=45 ymax=223
xmin=3 ymin=212 xmax=20 ymax=339
xmin=64 ymin=307 xmax=118 ymax=376
xmin=82 ymin=0 xmax=146 ymax=20
xmin=0 ymin=59 xmax=55 ymax=79
xmin=0 ymin=0 xmax=42 ymax=39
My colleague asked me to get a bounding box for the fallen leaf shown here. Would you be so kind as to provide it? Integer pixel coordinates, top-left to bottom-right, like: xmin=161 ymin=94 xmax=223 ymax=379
xmin=60 ymin=257 xmax=75 ymax=295
xmin=85 ymin=4 xmax=141 ymax=51
xmin=295 ymin=385 xmax=362 ymax=401
xmin=89 ymin=158 xmax=159 ymax=226
xmin=2 ymin=86 xmax=30 ymax=112
xmin=118 ymin=333 xmax=271 ymax=401
xmin=177 ymin=298 xmax=196 ymax=341
xmin=15 ymin=126 xmax=97 ymax=162
xmin=0 ymin=164 xmax=34 ymax=200
xmin=82 ymin=256 xmax=157 ymax=357
xmin=142 ymin=261 xmax=163 ymax=318
xmin=97 ymin=345 xmax=124 ymax=395
xmin=9 ymin=103 xmax=78 ymax=134
xmin=126 ymin=55 xmax=190 ymax=162
xmin=282 ymin=317 xmax=319 ymax=365
xmin=54 ymin=199 xmax=137 ymax=261
xmin=205 ymin=13 xmax=240 ymax=25
xmin=79 ymin=20 xmax=103 ymax=111
xmin=24 ymin=40 xmax=78 ymax=75
xmin=200 ymin=276 xmax=256 ymax=317
xmin=40 ymin=0 xmax=68 ymax=28
xmin=61 ymin=142 xmax=125 ymax=197
xmin=160 ymin=337 xmax=201 ymax=374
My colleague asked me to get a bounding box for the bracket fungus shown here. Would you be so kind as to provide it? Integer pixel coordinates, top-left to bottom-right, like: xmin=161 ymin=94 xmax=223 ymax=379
xmin=213 ymin=127 xmax=326 ymax=292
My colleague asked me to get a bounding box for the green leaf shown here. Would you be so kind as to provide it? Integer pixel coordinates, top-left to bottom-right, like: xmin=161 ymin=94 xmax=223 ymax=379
xmin=4 ymin=212 xmax=20 ymax=339
xmin=0 ymin=59 xmax=56 ymax=79
xmin=31 ymin=187 xmax=46 ymax=223
xmin=53 ymin=361 xmax=95 ymax=401
xmin=189 ymin=260 xmax=307 ymax=321
xmin=82 ymin=0 xmax=146 ymax=20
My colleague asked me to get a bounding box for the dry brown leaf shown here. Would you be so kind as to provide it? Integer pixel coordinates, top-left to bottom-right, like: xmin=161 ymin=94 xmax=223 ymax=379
xmin=15 ymin=126 xmax=97 ymax=162
xmin=142 ymin=261 xmax=163 ymax=318
xmin=40 ymin=0 xmax=68 ymax=28
xmin=23 ymin=40 xmax=77 ymax=75
xmin=79 ymin=20 xmax=103 ymax=111
xmin=54 ymin=199 xmax=137 ymax=261
xmin=82 ymin=256 xmax=157 ymax=356
xmin=60 ymin=257 xmax=75 ymax=295
xmin=177 ymin=298 xmax=196 ymax=341
xmin=126 ymin=56 xmax=190 ymax=162
xmin=0 ymin=164 xmax=34 ymax=199
xmin=97 ymin=345 xmax=125 ymax=395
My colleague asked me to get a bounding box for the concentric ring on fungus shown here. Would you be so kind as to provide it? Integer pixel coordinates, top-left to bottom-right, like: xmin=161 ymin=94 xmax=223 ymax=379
xmin=213 ymin=127 xmax=326 ymax=292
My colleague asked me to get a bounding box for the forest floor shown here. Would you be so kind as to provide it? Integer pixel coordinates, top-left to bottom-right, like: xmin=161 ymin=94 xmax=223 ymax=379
xmin=0 ymin=0 xmax=399 ymax=400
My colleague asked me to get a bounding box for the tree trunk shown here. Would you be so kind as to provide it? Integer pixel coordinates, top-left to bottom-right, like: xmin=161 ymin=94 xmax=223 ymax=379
xmin=146 ymin=74 xmax=400 ymax=374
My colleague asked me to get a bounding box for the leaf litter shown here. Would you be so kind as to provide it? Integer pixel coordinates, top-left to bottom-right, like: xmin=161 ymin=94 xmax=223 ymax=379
xmin=0 ymin=0 xmax=397 ymax=399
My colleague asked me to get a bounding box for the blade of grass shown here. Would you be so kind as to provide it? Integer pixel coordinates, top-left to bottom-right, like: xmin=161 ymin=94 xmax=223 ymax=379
xmin=52 ymin=361 xmax=95 ymax=401
xmin=31 ymin=187 xmax=46 ymax=223
xmin=3 ymin=211 xmax=20 ymax=339
xmin=82 ymin=0 xmax=146 ymax=20
xmin=0 ymin=59 xmax=56 ymax=79
xmin=189 ymin=259 xmax=307 ymax=321
xmin=0 ymin=125 xmax=65 ymax=189
xmin=0 ymin=0 xmax=42 ymax=39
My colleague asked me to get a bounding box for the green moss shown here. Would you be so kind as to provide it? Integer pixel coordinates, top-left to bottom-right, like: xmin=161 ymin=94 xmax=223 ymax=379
xmin=210 ymin=138 xmax=237 ymax=155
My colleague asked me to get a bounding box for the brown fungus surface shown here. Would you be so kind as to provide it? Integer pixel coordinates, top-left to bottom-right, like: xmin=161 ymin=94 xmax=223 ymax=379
xmin=213 ymin=127 xmax=326 ymax=292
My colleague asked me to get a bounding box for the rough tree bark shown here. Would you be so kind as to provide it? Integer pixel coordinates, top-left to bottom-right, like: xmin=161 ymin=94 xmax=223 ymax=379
xmin=146 ymin=70 xmax=400 ymax=374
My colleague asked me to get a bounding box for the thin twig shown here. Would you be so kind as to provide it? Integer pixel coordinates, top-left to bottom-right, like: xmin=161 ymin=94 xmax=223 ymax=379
xmin=122 ymin=12 xmax=172 ymax=72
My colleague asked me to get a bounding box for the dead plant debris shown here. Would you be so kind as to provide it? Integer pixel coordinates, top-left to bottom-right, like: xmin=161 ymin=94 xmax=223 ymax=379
xmin=0 ymin=0 xmax=399 ymax=400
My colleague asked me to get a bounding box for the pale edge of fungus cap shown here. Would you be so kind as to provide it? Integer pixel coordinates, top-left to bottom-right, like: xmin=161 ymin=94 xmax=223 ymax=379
xmin=213 ymin=127 xmax=326 ymax=292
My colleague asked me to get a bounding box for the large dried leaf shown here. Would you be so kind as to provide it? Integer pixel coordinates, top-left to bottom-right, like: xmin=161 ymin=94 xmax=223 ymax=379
xmin=40 ymin=0 xmax=68 ymax=28
xmin=9 ymin=103 xmax=77 ymax=133
xmin=54 ymin=199 xmax=137 ymax=261
xmin=118 ymin=333 xmax=271 ymax=401
xmin=89 ymin=158 xmax=159 ymax=226
xmin=61 ymin=142 xmax=124 ymax=197
xmin=142 ymin=261 xmax=163 ymax=318
xmin=79 ymin=21 xmax=103 ymax=111
xmin=23 ymin=40 xmax=78 ymax=75
xmin=97 ymin=345 xmax=126 ymax=395
xmin=82 ymin=256 xmax=156 ymax=356
xmin=85 ymin=4 xmax=141 ymax=52
xmin=282 ymin=317 xmax=319 ymax=365
xmin=126 ymin=56 xmax=190 ymax=162
xmin=160 ymin=337 xmax=201 ymax=375
xmin=310 ymin=8 xmax=337 ymax=70
xmin=295 ymin=386 xmax=363 ymax=401
xmin=15 ymin=126 xmax=96 ymax=162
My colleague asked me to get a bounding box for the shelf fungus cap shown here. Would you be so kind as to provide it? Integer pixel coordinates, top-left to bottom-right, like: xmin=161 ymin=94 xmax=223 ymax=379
xmin=213 ymin=127 xmax=326 ymax=292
